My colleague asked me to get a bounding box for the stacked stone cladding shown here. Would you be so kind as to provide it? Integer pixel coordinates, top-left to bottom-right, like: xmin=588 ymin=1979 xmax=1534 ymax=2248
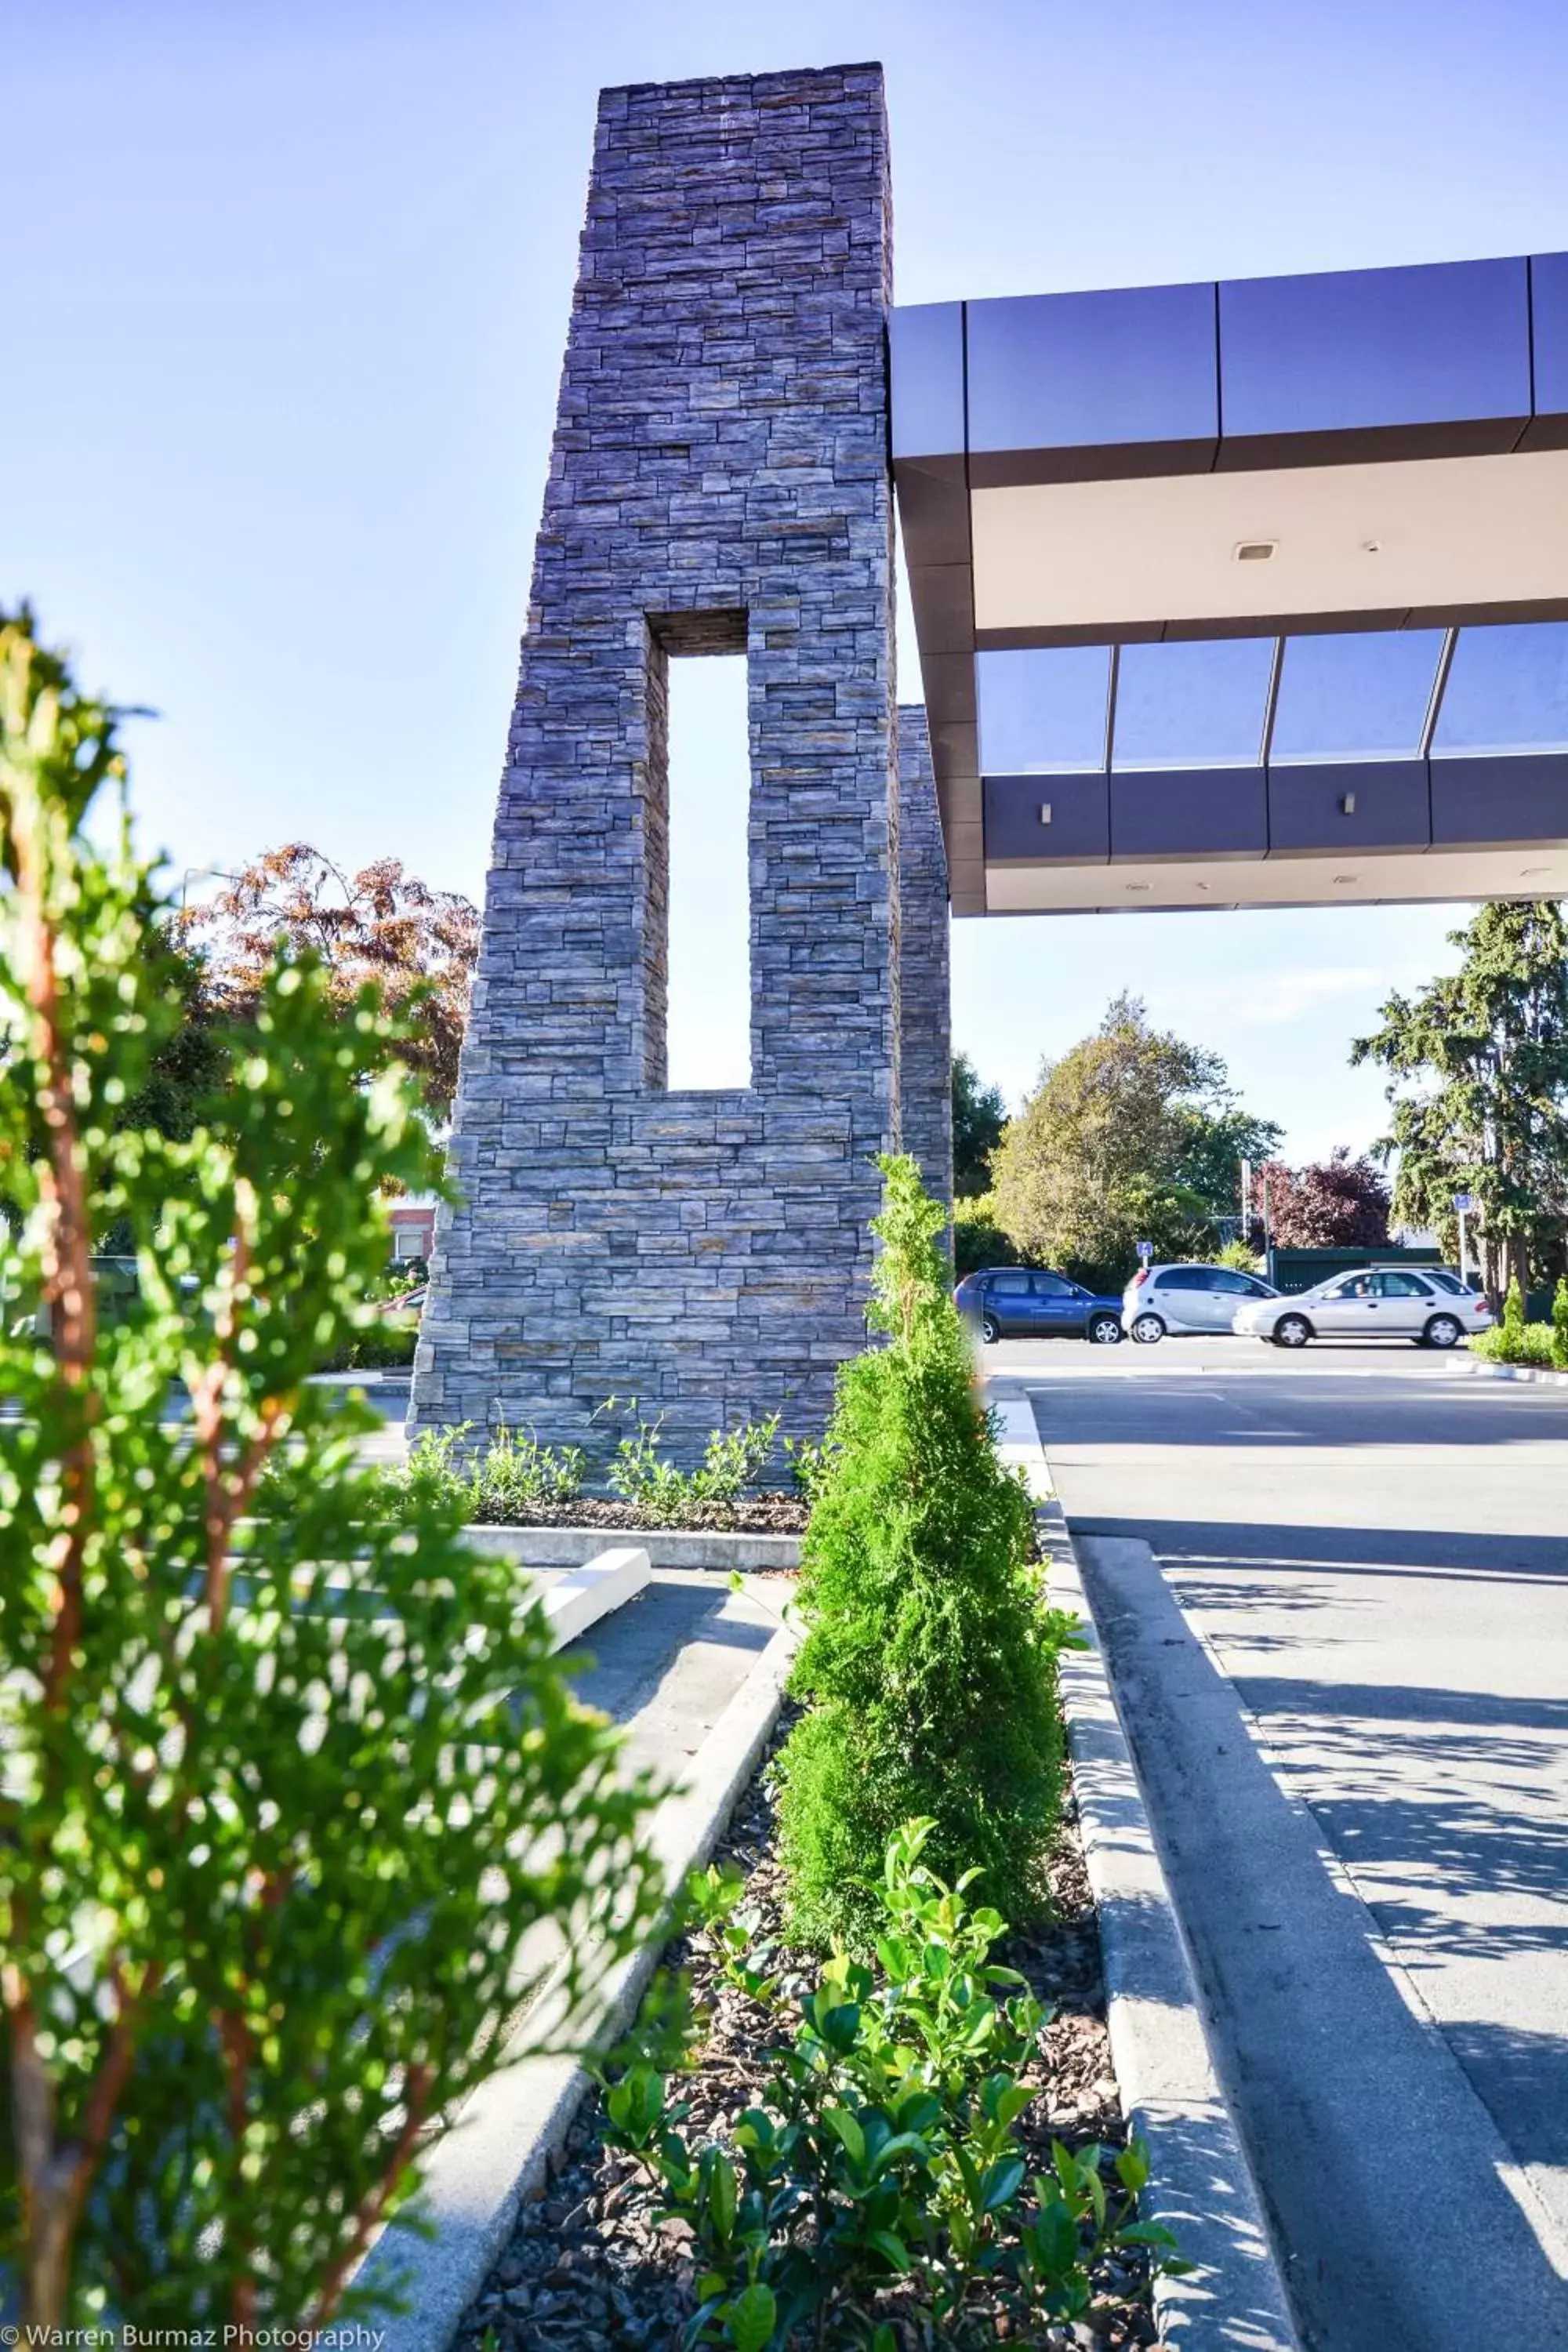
xmin=412 ymin=64 xmax=942 ymax=1465
xmin=897 ymin=704 xmax=953 ymax=1218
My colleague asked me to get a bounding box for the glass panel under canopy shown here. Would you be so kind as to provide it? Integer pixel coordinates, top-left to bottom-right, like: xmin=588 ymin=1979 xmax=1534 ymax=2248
xmin=1111 ymin=637 xmax=1274 ymax=770
xmin=1432 ymin=622 xmax=1568 ymax=757
xmin=1270 ymin=629 xmax=1445 ymax=762
xmin=976 ymin=645 xmax=1110 ymax=773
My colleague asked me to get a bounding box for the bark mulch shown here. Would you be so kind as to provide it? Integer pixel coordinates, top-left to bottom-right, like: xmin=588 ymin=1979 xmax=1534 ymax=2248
xmin=469 ymin=1494 xmax=808 ymax=1536
xmin=454 ymin=1721 xmax=1166 ymax=2352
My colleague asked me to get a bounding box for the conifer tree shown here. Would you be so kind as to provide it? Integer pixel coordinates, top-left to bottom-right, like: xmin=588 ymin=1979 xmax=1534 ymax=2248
xmin=1352 ymin=902 xmax=1568 ymax=1293
xmin=777 ymin=1157 xmax=1069 ymax=1948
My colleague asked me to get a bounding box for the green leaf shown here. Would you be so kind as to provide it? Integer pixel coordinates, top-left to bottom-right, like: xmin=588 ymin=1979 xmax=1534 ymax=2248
xmin=706 ymin=2149 xmax=739 ymax=2242
xmin=866 ymin=2228 xmax=912 ymax=2274
xmin=725 ymin=2280 xmax=777 ymax=2352
xmin=981 ymin=2154 xmax=1026 ymax=2213
xmin=819 ymin=2002 xmax=862 ymax=2053
xmin=822 ymin=2106 xmax=866 ymax=2165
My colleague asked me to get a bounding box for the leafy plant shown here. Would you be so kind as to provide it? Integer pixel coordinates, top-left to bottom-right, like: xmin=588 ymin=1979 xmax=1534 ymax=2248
xmin=0 ymin=610 xmax=665 ymax=2325
xmin=478 ymin=1415 xmax=589 ymax=1512
xmin=603 ymin=1820 xmax=1178 ymax=2350
xmin=950 ymin=1194 xmax=1019 ymax=1281
xmin=315 ymin=1316 xmax=420 ymax=1373
xmin=1471 ymin=1317 xmax=1558 ymax=1367
xmin=1554 ymin=1276 xmax=1568 ymax=1371
xmin=782 ymin=1430 xmax=840 ymax=1503
xmin=604 ymin=1399 xmax=781 ymax=1515
xmin=1214 ymin=1237 xmax=1264 ymax=1274
xmin=778 ymin=1156 xmax=1075 ymax=1950
xmin=1503 ymin=1274 xmax=1527 ymax=1345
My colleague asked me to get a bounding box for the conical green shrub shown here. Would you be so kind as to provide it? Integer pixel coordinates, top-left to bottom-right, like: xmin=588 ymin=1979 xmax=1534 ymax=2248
xmin=777 ymin=1155 xmax=1072 ymax=1948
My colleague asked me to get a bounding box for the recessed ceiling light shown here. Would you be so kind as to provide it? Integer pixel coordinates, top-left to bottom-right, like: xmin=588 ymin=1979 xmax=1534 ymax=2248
xmin=1125 ymin=881 xmax=1151 ymax=892
xmin=1333 ymin=874 xmax=1359 ymax=885
xmin=1235 ymin=540 xmax=1276 ymax=562
xmin=1363 ymin=539 xmax=1382 ymax=554
xmin=1522 ymin=865 xmax=1551 ymax=877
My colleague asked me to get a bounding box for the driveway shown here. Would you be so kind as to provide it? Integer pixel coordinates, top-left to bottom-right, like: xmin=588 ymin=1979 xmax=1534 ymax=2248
xmin=1010 ymin=1339 xmax=1568 ymax=2351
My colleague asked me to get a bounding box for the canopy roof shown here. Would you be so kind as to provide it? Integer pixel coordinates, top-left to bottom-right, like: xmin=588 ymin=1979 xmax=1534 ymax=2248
xmin=893 ymin=252 xmax=1568 ymax=914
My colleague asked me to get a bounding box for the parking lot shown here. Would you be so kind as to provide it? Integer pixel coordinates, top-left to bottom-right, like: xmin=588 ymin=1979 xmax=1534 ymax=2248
xmin=1009 ymin=1335 xmax=1568 ymax=2349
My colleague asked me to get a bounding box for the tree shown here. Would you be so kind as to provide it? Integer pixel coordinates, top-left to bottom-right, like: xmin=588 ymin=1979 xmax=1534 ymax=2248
xmin=177 ymin=843 xmax=480 ymax=1120
xmin=1352 ymin=902 xmax=1568 ymax=1293
xmin=0 ymin=612 xmax=662 ymax=2324
xmin=1168 ymin=1102 xmax=1283 ymax=1223
xmin=989 ymin=994 xmax=1272 ymax=1288
xmin=952 ymin=1193 xmax=1021 ymax=1279
xmin=951 ymin=1051 xmax=1008 ymax=1198
xmin=1261 ymin=1148 xmax=1392 ymax=1248
xmin=778 ymin=1158 xmax=1069 ymax=1948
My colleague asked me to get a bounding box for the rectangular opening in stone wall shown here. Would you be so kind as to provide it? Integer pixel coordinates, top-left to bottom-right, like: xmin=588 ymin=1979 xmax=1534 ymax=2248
xmin=663 ymin=646 xmax=753 ymax=1091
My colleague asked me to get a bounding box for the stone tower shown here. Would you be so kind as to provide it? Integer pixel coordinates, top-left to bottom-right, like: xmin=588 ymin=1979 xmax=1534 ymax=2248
xmin=411 ymin=64 xmax=950 ymax=1462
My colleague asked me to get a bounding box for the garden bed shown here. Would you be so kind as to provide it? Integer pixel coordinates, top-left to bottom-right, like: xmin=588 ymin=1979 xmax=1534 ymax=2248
xmin=456 ymin=1716 xmax=1163 ymax=2352
xmin=458 ymin=1494 xmax=809 ymax=1536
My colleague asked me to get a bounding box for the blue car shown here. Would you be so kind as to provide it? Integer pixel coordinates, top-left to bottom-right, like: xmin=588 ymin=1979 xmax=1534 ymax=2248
xmin=954 ymin=1265 xmax=1124 ymax=1346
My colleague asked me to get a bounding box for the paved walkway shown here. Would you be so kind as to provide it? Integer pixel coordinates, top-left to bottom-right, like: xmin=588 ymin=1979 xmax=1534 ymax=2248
xmin=1015 ymin=1344 xmax=1568 ymax=2352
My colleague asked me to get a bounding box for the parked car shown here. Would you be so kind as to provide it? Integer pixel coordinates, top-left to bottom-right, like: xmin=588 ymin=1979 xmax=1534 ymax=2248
xmin=1234 ymin=1265 xmax=1495 ymax=1349
xmin=1122 ymin=1261 xmax=1279 ymax=1344
xmin=956 ymin=1266 xmax=1124 ymax=1345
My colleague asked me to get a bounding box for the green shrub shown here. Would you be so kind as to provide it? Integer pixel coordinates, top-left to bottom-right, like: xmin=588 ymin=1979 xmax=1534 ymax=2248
xmin=1471 ymin=1319 xmax=1557 ymax=1367
xmin=604 ymin=1399 xmax=781 ymax=1514
xmin=604 ymin=1820 xmax=1178 ymax=2350
xmin=0 ymin=612 xmax=664 ymax=2326
xmin=315 ymin=1316 xmax=419 ymax=1373
xmin=1554 ymin=1277 xmax=1568 ymax=1371
xmin=952 ymin=1192 xmax=1019 ymax=1280
xmin=1214 ymin=1237 xmax=1264 ymax=1274
xmin=1503 ymin=1275 xmax=1526 ymax=1345
xmin=778 ymin=1156 xmax=1073 ymax=1950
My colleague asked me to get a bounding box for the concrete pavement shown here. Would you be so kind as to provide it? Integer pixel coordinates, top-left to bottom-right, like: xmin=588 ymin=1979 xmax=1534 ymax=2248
xmin=1012 ymin=1340 xmax=1568 ymax=2352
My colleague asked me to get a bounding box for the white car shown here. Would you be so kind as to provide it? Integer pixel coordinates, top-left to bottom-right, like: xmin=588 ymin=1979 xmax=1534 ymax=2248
xmin=1233 ymin=1265 xmax=1495 ymax=1349
xmin=1122 ymin=1262 xmax=1280 ymax=1343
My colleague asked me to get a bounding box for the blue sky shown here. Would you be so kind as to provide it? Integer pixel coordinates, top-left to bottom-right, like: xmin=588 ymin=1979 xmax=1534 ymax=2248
xmin=10 ymin=0 xmax=1568 ymax=1158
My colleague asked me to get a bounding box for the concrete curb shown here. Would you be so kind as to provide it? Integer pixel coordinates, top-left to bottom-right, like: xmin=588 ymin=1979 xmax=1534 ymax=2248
xmin=539 ymin=1544 xmax=650 ymax=1650
xmin=359 ymin=1613 xmax=800 ymax=2351
xmin=1446 ymin=1352 xmax=1568 ymax=1388
xmin=1048 ymin=1526 xmax=1300 ymax=2352
xmin=465 ymin=1523 xmax=801 ymax=1573
xmin=985 ymin=1379 xmax=1299 ymax=2352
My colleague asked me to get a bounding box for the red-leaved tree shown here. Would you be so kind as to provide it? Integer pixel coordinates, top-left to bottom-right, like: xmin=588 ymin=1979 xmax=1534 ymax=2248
xmin=176 ymin=844 xmax=479 ymax=1120
xmin=1261 ymin=1148 xmax=1392 ymax=1247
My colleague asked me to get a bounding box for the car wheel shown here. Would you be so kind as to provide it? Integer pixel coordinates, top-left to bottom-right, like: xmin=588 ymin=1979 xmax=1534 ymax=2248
xmin=1273 ymin=1315 xmax=1312 ymax=1348
xmin=1424 ymin=1313 xmax=1463 ymax=1350
xmin=1130 ymin=1312 xmax=1166 ymax=1345
xmin=980 ymin=1313 xmax=1000 ymax=1345
xmin=1087 ymin=1313 xmax=1123 ymax=1345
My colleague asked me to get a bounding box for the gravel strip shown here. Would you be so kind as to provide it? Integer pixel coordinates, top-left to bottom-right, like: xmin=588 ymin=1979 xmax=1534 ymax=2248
xmin=455 ymin=1714 xmax=1166 ymax=2352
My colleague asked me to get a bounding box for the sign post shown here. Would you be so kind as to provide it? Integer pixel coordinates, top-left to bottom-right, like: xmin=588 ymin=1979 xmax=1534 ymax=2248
xmin=1136 ymin=1240 xmax=1153 ymax=1265
xmin=1453 ymin=1193 xmax=1475 ymax=1286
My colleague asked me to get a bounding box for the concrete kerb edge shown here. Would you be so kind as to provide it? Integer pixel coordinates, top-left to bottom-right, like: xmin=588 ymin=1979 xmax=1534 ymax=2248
xmin=466 ymin=1523 xmax=802 ymax=1573
xmin=361 ymin=1612 xmax=801 ymax=2352
xmin=985 ymin=1378 xmax=1301 ymax=2352
xmin=1444 ymin=1353 xmax=1568 ymax=1388
xmin=540 ymin=1544 xmax=651 ymax=1651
